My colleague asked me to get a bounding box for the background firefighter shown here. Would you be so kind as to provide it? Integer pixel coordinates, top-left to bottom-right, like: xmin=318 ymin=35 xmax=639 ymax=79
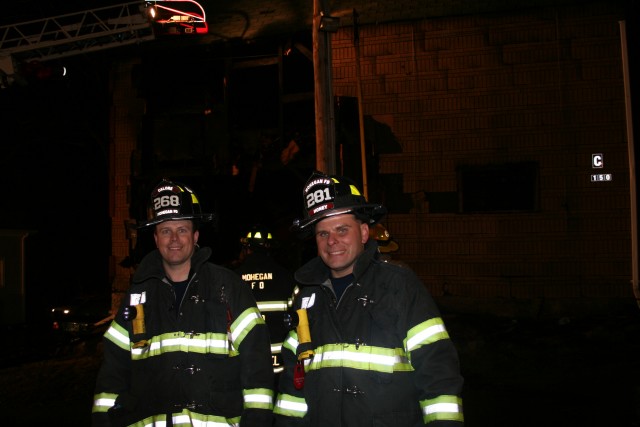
xmin=233 ymin=226 xmax=298 ymax=382
xmin=371 ymin=222 xmax=408 ymax=268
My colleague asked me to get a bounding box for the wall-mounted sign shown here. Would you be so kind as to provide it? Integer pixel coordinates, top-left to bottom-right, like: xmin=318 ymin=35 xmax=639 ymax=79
xmin=591 ymin=174 xmax=612 ymax=182
xmin=592 ymin=153 xmax=603 ymax=168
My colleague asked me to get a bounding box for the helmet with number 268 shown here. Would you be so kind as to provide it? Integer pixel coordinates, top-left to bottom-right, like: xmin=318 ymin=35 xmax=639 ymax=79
xmin=139 ymin=179 xmax=214 ymax=228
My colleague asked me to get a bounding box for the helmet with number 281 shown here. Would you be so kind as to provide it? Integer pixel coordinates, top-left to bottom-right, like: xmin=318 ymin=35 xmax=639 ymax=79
xmin=139 ymin=179 xmax=214 ymax=228
xmin=291 ymin=171 xmax=387 ymax=239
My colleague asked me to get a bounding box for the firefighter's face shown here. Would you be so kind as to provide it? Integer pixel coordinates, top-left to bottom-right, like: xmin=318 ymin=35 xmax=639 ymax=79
xmin=154 ymin=220 xmax=199 ymax=269
xmin=314 ymin=213 xmax=369 ymax=278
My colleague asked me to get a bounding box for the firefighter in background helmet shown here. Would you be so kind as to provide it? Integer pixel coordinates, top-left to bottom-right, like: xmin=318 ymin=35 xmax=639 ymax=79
xmin=371 ymin=223 xmax=409 ymax=267
xmin=234 ymin=225 xmax=297 ymax=379
xmin=92 ymin=179 xmax=274 ymax=427
xmin=274 ymin=171 xmax=464 ymax=426
xmin=371 ymin=223 xmax=398 ymax=254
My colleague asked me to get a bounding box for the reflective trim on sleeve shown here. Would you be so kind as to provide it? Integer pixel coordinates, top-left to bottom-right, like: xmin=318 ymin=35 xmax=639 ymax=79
xmin=404 ymin=317 xmax=450 ymax=352
xmin=257 ymin=300 xmax=289 ymax=312
xmin=104 ymin=320 xmax=130 ymax=351
xmin=282 ymin=331 xmax=299 ymax=353
xmin=274 ymin=393 xmax=308 ymax=418
xmin=421 ymin=395 xmax=464 ymax=424
xmin=230 ymin=307 xmax=265 ymax=349
xmin=306 ymin=343 xmax=412 ymax=373
xmin=271 ymin=342 xmax=283 ymax=354
xmin=92 ymin=392 xmax=117 ymax=413
xmin=243 ymin=387 xmax=274 ymax=410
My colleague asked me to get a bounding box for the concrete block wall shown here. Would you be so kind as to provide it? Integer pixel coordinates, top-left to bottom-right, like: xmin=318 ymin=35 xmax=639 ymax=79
xmin=331 ymin=2 xmax=634 ymax=313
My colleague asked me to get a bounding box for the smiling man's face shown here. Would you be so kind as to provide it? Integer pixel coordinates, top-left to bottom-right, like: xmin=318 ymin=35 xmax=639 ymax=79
xmin=314 ymin=213 xmax=369 ymax=278
xmin=154 ymin=219 xmax=199 ymax=269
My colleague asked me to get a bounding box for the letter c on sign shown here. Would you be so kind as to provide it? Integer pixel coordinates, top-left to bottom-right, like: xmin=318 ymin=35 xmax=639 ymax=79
xmin=592 ymin=154 xmax=603 ymax=169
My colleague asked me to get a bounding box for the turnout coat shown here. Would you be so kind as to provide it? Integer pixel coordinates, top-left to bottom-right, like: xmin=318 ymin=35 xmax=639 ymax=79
xmin=274 ymin=241 xmax=464 ymax=426
xmin=92 ymin=247 xmax=274 ymax=426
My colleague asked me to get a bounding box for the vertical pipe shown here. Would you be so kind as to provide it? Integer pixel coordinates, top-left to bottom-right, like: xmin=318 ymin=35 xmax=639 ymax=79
xmin=619 ymin=20 xmax=640 ymax=308
xmin=353 ymin=9 xmax=368 ymax=199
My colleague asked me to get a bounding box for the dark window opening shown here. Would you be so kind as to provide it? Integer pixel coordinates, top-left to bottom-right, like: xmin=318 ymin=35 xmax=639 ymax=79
xmin=459 ymin=162 xmax=539 ymax=213
xmin=229 ymin=65 xmax=279 ymax=130
xmin=379 ymin=174 xmax=413 ymax=214
xmin=426 ymin=192 xmax=459 ymax=213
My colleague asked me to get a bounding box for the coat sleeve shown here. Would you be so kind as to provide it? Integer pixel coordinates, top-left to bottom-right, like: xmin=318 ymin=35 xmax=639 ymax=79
xmin=399 ymin=269 xmax=465 ymax=426
xmin=91 ymin=311 xmax=134 ymax=427
xmin=273 ymin=328 xmax=307 ymax=427
xmin=227 ymin=273 xmax=276 ymax=427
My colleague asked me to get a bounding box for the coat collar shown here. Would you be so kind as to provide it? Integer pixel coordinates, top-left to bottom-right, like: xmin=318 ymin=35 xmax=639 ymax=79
xmin=294 ymin=240 xmax=379 ymax=286
xmin=133 ymin=246 xmax=212 ymax=284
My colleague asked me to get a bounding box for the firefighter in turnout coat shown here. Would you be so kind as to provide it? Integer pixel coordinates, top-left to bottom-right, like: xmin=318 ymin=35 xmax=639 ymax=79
xmin=92 ymin=179 xmax=274 ymax=426
xmin=274 ymin=172 xmax=464 ymax=426
xmin=234 ymin=226 xmax=297 ymax=377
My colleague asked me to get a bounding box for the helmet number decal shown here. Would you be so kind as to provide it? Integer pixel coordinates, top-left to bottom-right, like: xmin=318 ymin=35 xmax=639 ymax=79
xmin=306 ymin=188 xmax=332 ymax=209
xmin=154 ymin=195 xmax=180 ymax=210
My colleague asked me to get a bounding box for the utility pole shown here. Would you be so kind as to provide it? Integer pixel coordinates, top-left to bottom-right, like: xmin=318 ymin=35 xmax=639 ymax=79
xmin=313 ymin=0 xmax=337 ymax=174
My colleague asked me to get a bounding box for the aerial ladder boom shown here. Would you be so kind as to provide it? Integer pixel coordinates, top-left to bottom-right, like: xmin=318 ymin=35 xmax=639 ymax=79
xmin=0 ymin=1 xmax=154 ymax=82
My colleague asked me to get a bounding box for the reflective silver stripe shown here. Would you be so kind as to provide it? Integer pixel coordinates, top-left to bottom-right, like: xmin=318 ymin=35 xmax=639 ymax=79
xmin=271 ymin=342 xmax=283 ymax=353
xmin=405 ymin=317 xmax=450 ymax=352
xmin=244 ymin=394 xmax=273 ymax=405
xmin=425 ymin=402 xmax=460 ymax=415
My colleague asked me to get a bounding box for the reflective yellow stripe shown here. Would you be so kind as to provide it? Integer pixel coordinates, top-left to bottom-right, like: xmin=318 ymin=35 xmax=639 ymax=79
xmin=421 ymin=395 xmax=464 ymax=424
xmin=92 ymin=392 xmax=117 ymax=413
xmin=104 ymin=321 xmax=130 ymax=351
xmin=230 ymin=307 xmax=265 ymax=349
xmin=306 ymin=343 xmax=412 ymax=373
xmin=282 ymin=330 xmax=299 ymax=353
xmin=172 ymin=410 xmax=240 ymax=427
xmin=405 ymin=317 xmax=450 ymax=352
xmin=129 ymin=308 xmax=265 ymax=360
xmin=127 ymin=413 xmax=168 ymax=426
xmin=257 ymin=300 xmax=289 ymax=312
xmin=243 ymin=387 xmax=274 ymax=410
xmin=274 ymin=393 xmax=307 ymax=418
xmin=131 ymin=331 xmax=229 ymax=360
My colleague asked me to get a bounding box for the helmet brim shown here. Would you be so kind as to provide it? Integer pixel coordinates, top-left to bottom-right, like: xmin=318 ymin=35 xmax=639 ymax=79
xmin=291 ymin=204 xmax=387 ymax=239
xmin=378 ymin=240 xmax=399 ymax=253
xmin=137 ymin=213 xmax=214 ymax=229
